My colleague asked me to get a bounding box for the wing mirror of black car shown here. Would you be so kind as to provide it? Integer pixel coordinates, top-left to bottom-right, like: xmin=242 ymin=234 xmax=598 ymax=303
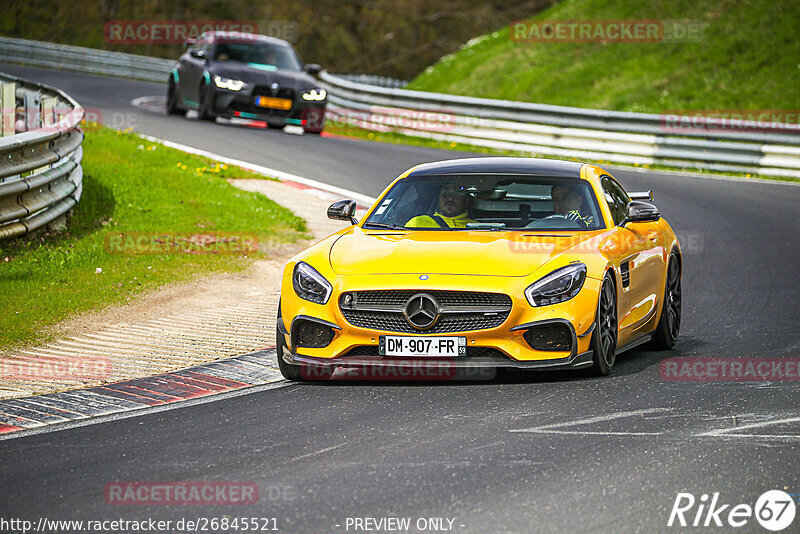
xmin=620 ymin=201 xmax=660 ymax=226
xmin=305 ymin=63 xmax=322 ymax=76
xmin=190 ymin=49 xmax=207 ymax=61
xmin=328 ymin=199 xmax=358 ymax=224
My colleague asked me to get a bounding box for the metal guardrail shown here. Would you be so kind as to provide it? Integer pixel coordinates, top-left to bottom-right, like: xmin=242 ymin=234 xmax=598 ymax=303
xmin=0 ymin=36 xmax=173 ymax=83
xmin=1 ymin=36 xmax=797 ymax=178
xmin=333 ymin=74 xmax=408 ymax=89
xmin=319 ymin=72 xmax=800 ymax=179
xmin=0 ymin=72 xmax=84 ymax=240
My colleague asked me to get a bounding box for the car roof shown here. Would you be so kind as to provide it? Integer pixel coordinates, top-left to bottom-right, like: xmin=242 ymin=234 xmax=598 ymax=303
xmin=201 ymin=31 xmax=291 ymax=47
xmin=406 ymin=157 xmax=585 ymax=178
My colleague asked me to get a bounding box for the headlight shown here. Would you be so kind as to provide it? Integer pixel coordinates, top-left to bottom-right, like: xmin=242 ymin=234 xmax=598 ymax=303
xmin=302 ymin=89 xmax=326 ymax=101
xmin=213 ymin=75 xmax=247 ymax=91
xmin=525 ymin=263 xmax=587 ymax=307
xmin=292 ymin=262 xmax=332 ymax=304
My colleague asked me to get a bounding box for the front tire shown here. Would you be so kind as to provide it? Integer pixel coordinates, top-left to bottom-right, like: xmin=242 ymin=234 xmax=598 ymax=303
xmin=302 ymin=108 xmax=325 ymax=134
xmin=197 ymin=81 xmax=216 ymax=122
xmin=589 ymin=273 xmax=618 ymax=376
xmin=648 ymin=252 xmax=682 ymax=350
xmin=276 ymin=327 xmax=306 ymax=381
xmin=166 ymin=79 xmax=184 ymax=116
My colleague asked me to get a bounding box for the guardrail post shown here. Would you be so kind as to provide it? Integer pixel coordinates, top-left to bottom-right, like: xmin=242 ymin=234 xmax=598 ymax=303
xmin=23 ymin=89 xmax=41 ymax=132
xmin=0 ymin=81 xmax=15 ymax=138
xmin=39 ymin=95 xmax=67 ymax=231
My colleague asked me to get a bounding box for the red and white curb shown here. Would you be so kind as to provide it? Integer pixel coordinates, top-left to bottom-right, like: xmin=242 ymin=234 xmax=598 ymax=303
xmin=0 ymin=348 xmax=283 ymax=437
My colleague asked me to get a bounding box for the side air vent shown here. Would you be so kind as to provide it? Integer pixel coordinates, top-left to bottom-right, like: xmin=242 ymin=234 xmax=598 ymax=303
xmin=620 ymin=261 xmax=630 ymax=289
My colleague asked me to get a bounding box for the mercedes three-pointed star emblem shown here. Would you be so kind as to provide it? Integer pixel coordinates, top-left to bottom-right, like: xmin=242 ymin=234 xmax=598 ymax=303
xmin=403 ymin=293 xmax=440 ymax=330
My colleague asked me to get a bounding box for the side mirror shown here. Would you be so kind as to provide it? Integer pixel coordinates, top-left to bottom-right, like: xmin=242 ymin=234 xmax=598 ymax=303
xmin=328 ymin=199 xmax=358 ymax=224
xmin=305 ymin=63 xmax=322 ymax=76
xmin=621 ymin=201 xmax=660 ymax=226
xmin=190 ymin=49 xmax=207 ymax=61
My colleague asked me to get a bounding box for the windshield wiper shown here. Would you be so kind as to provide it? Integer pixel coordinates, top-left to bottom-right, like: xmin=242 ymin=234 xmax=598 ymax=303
xmin=362 ymin=222 xmax=408 ymax=230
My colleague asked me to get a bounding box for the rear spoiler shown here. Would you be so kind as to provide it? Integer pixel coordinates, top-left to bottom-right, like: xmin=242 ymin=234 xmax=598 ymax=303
xmin=628 ymin=190 xmax=653 ymax=201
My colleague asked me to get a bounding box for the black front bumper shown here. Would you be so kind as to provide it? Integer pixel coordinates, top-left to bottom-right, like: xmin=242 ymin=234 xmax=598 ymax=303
xmin=211 ymin=88 xmax=326 ymax=128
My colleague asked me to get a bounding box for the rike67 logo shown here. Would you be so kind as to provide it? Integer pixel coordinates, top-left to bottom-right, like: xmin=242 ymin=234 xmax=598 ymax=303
xmin=668 ymin=490 xmax=796 ymax=531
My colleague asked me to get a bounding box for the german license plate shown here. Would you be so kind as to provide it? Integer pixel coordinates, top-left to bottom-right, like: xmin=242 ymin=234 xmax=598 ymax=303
xmin=254 ymin=96 xmax=292 ymax=110
xmin=379 ymin=336 xmax=467 ymax=357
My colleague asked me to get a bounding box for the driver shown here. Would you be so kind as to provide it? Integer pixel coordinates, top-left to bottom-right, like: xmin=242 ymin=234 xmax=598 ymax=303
xmin=551 ymin=184 xmax=594 ymax=227
xmin=405 ymin=182 xmax=477 ymax=228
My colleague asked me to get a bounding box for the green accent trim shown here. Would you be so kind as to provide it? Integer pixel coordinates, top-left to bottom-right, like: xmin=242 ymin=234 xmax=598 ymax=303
xmin=236 ymin=111 xmax=258 ymax=119
xmin=171 ymin=69 xmax=179 ymax=82
xmin=247 ymin=63 xmax=278 ymax=71
xmin=182 ymin=98 xmax=198 ymax=109
xmin=203 ymin=71 xmax=210 ymax=83
xmin=285 ymin=118 xmax=303 ymax=125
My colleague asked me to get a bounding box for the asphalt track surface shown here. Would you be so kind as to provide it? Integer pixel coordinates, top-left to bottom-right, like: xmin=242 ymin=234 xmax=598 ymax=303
xmin=1 ymin=64 xmax=799 ymax=533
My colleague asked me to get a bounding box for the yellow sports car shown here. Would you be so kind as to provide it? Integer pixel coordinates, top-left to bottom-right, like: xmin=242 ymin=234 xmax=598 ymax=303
xmin=277 ymin=157 xmax=681 ymax=380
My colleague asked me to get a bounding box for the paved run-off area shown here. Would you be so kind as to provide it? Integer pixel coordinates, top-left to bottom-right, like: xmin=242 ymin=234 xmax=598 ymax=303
xmin=0 ymin=178 xmax=351 ymax=399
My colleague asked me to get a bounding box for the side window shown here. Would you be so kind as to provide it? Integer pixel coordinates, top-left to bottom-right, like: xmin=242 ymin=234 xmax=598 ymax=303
xmin=601 ymin=176 xmax=629 ymax=226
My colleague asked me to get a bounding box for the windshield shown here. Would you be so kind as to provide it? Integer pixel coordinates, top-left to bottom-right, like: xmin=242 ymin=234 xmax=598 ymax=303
xmin=212 ymin=42 xmax=303 ymax=71
xmin=364 ymin=174 xmax=605 ymax=231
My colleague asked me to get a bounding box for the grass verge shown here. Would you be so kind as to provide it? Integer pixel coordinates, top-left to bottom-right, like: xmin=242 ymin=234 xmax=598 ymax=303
xmin=407 ymin=0 xmax=800 ymax=113
xmin=0 ymin=124 xmax=308 ymax=348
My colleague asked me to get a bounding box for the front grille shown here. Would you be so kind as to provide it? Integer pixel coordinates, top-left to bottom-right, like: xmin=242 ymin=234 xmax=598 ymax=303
xmin=340 ymin=290 xmax=511 ymax=334
xmin=342 ymin=345 xmax=506 ymax=359
xmin=349 ymin=290 xmax=509 ymax=308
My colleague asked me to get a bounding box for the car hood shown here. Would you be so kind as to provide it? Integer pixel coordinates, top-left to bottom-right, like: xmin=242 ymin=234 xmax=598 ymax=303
xmin=211 ymin=62 xmax=318 ymax=89
xmin=328 ymin=229 xmax=601 ymax=277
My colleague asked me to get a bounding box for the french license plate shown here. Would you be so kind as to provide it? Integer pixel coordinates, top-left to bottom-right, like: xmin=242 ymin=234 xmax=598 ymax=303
xmin=379 ymin=335 xmax=467 ymax=357
xmin=254 ymin=96 xmax=292 ymax=110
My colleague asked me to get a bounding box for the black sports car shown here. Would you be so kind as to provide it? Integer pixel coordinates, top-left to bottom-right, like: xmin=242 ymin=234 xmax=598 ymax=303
xmin=167 ymin=31 xmax=327 ymax=133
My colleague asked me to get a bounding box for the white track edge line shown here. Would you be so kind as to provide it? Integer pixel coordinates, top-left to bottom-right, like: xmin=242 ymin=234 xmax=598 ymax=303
xmin=136 ymin=133 xmax=378 ymax=204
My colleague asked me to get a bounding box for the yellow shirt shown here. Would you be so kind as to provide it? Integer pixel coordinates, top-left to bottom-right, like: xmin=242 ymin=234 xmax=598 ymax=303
xmin=405 ymin=212 xmax=477 ymax=228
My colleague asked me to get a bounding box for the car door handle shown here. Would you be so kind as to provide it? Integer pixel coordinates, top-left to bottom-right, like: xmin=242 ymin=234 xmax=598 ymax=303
xmin=648 ymin=231 xmax=658 ymax=241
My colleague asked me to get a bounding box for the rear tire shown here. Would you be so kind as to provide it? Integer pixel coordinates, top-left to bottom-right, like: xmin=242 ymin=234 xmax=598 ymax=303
xmin=648 ymin=252 xmax=682 ymax=350
xmin=589 ymin=273 xmax=618 ymax=376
